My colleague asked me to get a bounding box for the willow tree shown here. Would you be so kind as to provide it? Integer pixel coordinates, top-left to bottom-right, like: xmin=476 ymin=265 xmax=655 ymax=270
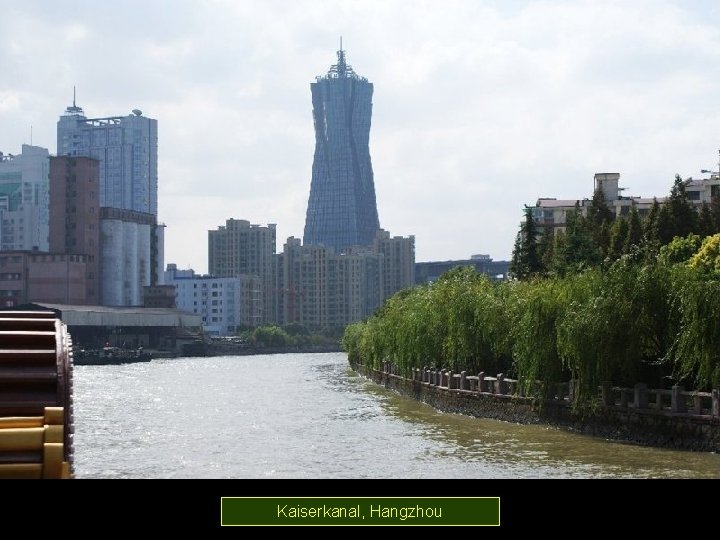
xmin=508 ymin=278 xmax=569 ymax=400
xmin=666 ymin=263 xmax=720 ymax=388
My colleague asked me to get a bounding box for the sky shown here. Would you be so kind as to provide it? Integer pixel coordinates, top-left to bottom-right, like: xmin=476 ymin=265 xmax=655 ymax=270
xmin=2 ymin=0 xmax=720 ymax=273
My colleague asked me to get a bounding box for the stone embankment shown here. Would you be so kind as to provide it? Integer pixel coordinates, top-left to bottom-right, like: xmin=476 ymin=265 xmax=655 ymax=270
xmin=352 ymin=361 xmax=720 ymax=453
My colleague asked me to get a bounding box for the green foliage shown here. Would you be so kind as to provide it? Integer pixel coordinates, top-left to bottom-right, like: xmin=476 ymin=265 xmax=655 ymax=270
xmin=343 ymin=267 xmax=513 ymax=377
xmin=666 ymin=265 xmax=720 ymax=388
xmin=688 ymin=233 xmax=720 ymax=275
xmin=508 ymin=278 xmax=568 ymax=399
xmin=668 ymin=174 xmax=698 ymax=239
xmin=698 ymin=204 xmax=715 ymax=238
xmin=626 ymin=206 xmax=643 ymax=253
xmin=555 ymin=261 xmax=672 ymax=404
xmin=710 ymin=194 xmax=720 ymax=233
xmin=608 ymin=217 xmax=629 ymax=260
xmin=560 ymin=205 xmax=600 ymax=272
xmin=510 ymin=207 xmax=542 ymax=280
xmin=342 ymin=322 xmax=366 ymax=364
xmin=344 ymin=227 xmax=720 ymax=403
xmin=587 ymin=188 xmax=614 ymax=256
xmin=252 ymin=325 xmax=291 ymax=347
xmin=283 ymin=322 xmax=310 ymax=336
xmin=658 ymin=234 xmax=703 ymax=266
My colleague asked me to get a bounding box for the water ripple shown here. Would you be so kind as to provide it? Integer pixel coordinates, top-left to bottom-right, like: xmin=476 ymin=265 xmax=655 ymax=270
xmin=72 ymin=352 xmax=720 ymax=479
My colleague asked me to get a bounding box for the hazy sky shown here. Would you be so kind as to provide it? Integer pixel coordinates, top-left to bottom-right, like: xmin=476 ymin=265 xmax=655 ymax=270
xmin=2 ymin=0 xmax=720 ymax=272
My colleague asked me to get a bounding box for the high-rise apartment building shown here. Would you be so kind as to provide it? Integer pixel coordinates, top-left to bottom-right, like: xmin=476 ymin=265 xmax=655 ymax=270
xmin=276 ymin=237 xmax=384 ymax=329
xmin=303 ymin=46 xmax=380 ymax=253
xmin=208 ymin=219 xmax=276 ymax=324
xmin=57 ymin=97 xmax=158 ymax=216
xmin=373 ymin=229 xmax=415 ymax=299
xmin=0 ymin=145 xmax=50 ymax=252
xmin=57 ymin=94 xmax=164 ymax=304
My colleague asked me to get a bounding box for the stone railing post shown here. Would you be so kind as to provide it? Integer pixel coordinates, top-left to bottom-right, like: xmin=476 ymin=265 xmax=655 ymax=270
xmin=435 ymin=369 xmax=441 ymax=387
xmin=447 ymin=370 xmax=454 ymax=389
xmin=693 ymin=394 xmax=703 ymax=414
xmin=634 ymin=383 xmax=648 ymax=409
xmin=671 ymin=386 xmax=687 ymax=413
xmin=601 ymin=382 xmax=613 ymax=407
xmin=423 ymin=366 xmax=428 ymax=383
xmin=712 ymin=389 xmax=719 ymax=417
xmin=620 ymin=388 xmax=630 ymax=409
xmin=477 ymin=372 xmax=485 ymax=393
xmin=568 ymin=380 xmax=577 ymax=403
xmin=460 ymin=371 xmax=466 ymax=391
xmin=496 ymin=373 xmax=505 ymax=395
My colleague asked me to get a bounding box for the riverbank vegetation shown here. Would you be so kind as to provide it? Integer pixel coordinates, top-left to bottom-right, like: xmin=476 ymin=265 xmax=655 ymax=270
xmin=237 ymin=323 xmax=343 ymax=349
xmin=343 ymin=176 xmax=720 ymax=406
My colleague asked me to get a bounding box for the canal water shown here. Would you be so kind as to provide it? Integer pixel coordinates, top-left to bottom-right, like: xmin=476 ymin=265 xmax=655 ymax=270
xmin=73 ymin=352 xmax=720 ymax=479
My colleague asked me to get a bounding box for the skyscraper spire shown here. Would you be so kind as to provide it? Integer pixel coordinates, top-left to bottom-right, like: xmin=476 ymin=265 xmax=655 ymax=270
xmin=325 ymin=38 xmax=359 ymax=79
xmin=337 ymin=36 xmax=347 ymax=77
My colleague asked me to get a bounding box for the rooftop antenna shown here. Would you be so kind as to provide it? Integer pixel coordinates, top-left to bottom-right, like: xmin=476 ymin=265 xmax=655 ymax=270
xmin=65 ymin=85 xmax=83 ymax=115
xmin=337 ymin=36 xmax=346 ymax=76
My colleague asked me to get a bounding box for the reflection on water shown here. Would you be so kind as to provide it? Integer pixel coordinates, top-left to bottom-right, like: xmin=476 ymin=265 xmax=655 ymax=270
xmin=72 ymin=352 xmax=720 ymax=479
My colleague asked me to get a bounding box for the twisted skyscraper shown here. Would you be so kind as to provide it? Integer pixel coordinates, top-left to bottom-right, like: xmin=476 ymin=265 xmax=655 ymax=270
xmin=303 ymin=45 xmax=380 ymax=253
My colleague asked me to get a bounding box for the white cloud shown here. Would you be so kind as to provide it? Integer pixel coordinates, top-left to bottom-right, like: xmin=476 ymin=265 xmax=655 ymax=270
xmin=2 ymin=0 xmax=720 ymax=267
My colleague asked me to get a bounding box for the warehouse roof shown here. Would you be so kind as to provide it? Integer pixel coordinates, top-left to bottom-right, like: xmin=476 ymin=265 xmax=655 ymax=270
xmin=4 ymin=303 xmax=202 ymax=328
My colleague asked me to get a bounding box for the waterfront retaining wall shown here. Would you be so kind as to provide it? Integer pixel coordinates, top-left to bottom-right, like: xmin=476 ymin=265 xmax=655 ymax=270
xmin=352 ymin=362 xmax=720 ymax=453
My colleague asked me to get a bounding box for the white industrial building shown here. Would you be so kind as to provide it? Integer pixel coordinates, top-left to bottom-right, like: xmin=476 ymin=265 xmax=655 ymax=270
xmin=165 ymin=264 xmax=262 ymax=335
xmin=101 ymin=208 xmax=153 ymax=306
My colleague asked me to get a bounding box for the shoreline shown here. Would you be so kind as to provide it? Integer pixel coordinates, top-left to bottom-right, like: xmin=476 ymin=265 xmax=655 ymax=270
xmin=74 ymin=344 xmax=344 ymax=365
xmin=351 ymin=361 xmax=720 ymax=453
